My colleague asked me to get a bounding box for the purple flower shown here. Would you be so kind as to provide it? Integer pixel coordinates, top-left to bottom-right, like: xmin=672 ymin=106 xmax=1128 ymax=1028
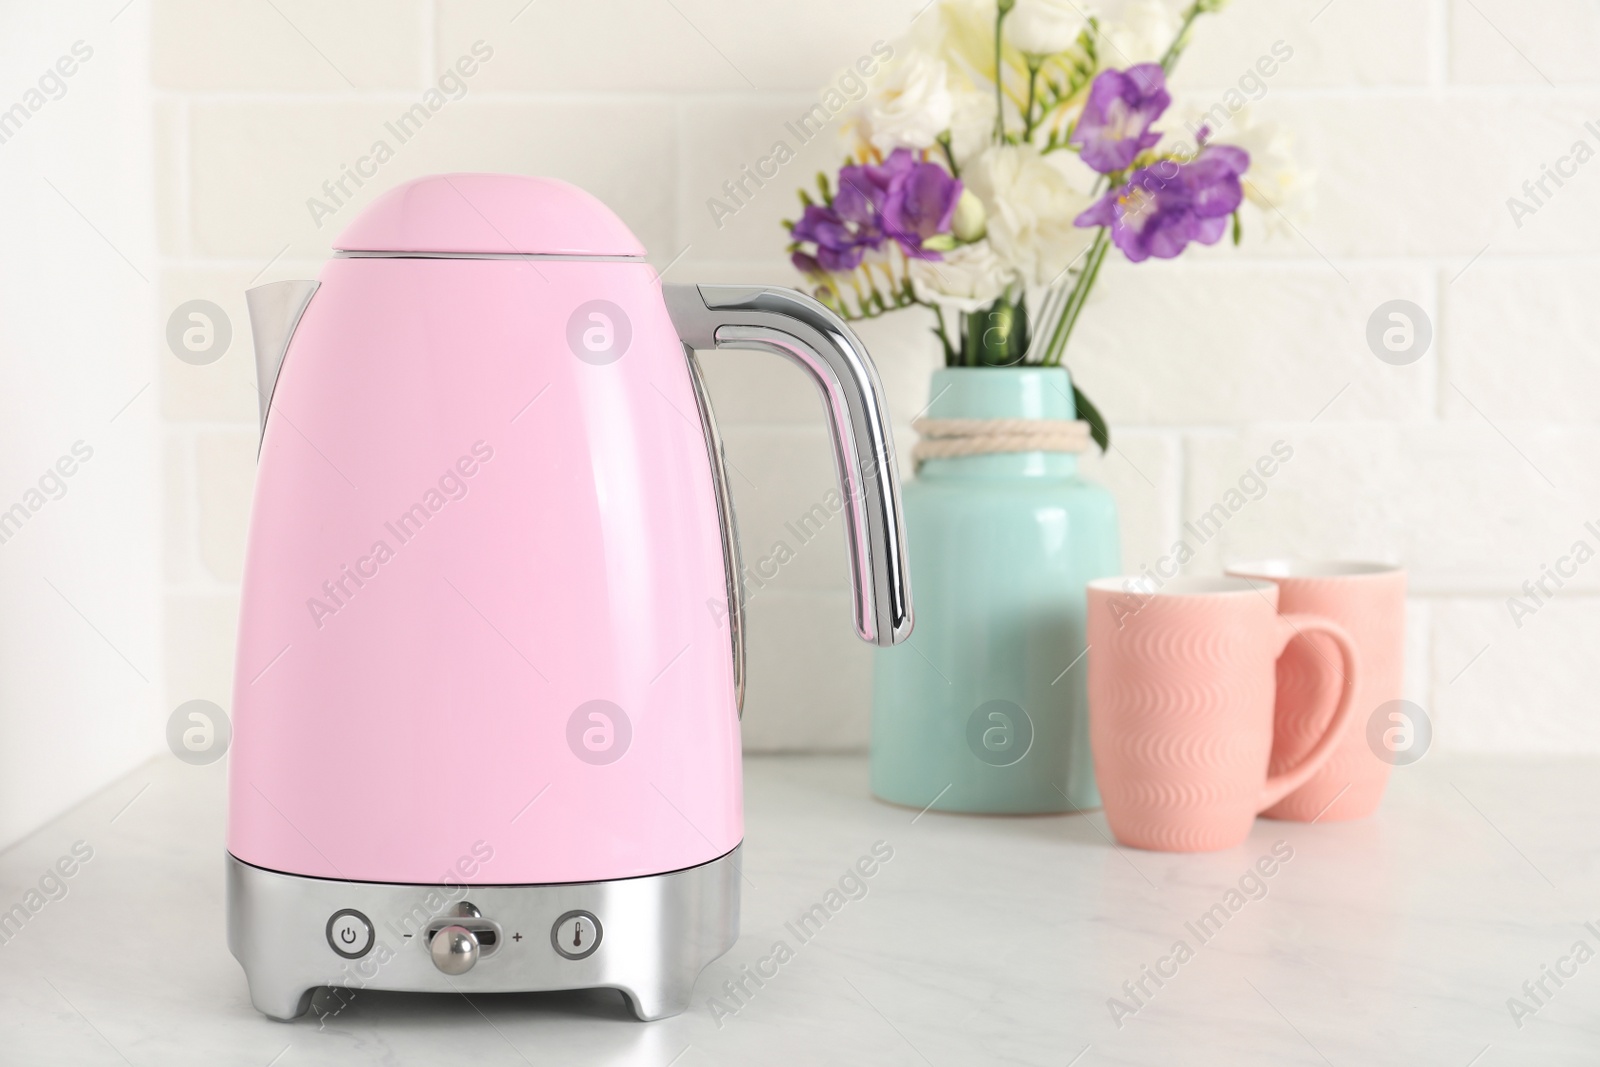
xmin=791 ymin=202 xmax=876 ymax=272
xmin=1074 ymin=144 xmax=1251 ymax=263
xmin=833 ymin=157 xmax=897 ymax=234
xmin=1069 ymin=64 xmax=1171 ymax=175
xmin=815 ymin=148 xmax=962 ymax=264
xmin=883 ymin=156 xmax=962 ymax=259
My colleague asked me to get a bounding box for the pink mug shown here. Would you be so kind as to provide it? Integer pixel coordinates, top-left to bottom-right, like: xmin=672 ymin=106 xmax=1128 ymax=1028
xmin=1086 ymin=577 xmax=1362 ymax=852
xmin=1224 ymin=560 xmax=1406 ymax=822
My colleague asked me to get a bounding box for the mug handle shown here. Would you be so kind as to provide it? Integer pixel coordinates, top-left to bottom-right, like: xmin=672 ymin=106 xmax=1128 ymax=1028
xmin=1257 ymin=614 xmax=1362 ymax=812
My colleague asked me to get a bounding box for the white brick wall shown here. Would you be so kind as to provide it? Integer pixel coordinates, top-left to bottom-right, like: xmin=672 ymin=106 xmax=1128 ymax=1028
xmin=1 ymin=3 xmax=161 ymax=849
xmin=155 ymin=0 xmax=1600 ymax=753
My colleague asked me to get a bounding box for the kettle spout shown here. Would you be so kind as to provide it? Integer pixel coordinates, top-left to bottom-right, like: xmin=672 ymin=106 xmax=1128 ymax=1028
xmin=245 ymin=280 xmax=319 ymax=434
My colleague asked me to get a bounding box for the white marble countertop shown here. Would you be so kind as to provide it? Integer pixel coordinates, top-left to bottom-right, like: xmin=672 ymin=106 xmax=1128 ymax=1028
xmin=1 ymin=752 xmax=1596 ymax=1065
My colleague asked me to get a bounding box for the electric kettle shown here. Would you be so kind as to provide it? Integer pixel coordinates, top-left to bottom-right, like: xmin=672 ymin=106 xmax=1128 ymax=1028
xmin=226 ymin=173 xmax=912 ymax=1021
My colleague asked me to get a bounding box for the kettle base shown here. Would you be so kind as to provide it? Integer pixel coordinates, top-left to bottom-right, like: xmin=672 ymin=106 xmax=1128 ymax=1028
xmin=225 ymin=846 xmax=741 ymax=1022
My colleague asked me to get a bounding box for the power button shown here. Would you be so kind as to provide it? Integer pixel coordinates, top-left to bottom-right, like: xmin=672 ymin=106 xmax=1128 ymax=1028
xmin=326 ymin=909 xmax=374 ymax=959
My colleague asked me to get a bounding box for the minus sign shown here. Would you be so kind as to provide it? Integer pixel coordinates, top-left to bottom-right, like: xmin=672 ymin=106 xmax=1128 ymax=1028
xmin=404 ymin=934 xmax=413 ymax=938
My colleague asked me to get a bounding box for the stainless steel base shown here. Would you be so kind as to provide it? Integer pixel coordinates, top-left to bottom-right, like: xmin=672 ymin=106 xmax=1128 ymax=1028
xmin=226 ymin=847 xmax=741 ymax=1022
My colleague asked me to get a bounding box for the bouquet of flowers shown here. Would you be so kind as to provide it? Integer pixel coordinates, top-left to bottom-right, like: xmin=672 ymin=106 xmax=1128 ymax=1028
xmin=783 ymin=0 xmax=1302 ymax=449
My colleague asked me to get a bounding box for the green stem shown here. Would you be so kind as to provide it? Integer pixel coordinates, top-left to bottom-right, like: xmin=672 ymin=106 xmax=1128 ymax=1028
xmin=1021 ymin=58 xmax=1042 ymax=141
xmin=1036 ymin=162 xmax=1116 ymax=366
xmin=937 ymin=132 xmax=960 ymax=178
xmin=1159 ymin=2 xmax=1205 ymax=75
xmin=1053 ymin=232 xmax=1110 ymax=364
xmin=932 ymin=305 xmax=956 ymax=365
xmin=1039 ymin=228 xmax=1109 ymax=367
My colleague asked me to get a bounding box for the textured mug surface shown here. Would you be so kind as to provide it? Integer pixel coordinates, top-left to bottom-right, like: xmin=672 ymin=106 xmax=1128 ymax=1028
xmin=1086 ymin=577 xmax=1362 ymax=852
xmin=1224 ymin=561 xmax=1407 ymax=822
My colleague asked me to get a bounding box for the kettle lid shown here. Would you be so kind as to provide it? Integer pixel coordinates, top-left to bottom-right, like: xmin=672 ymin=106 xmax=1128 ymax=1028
xmin=334 ymin=173 xmax=646 ymax=256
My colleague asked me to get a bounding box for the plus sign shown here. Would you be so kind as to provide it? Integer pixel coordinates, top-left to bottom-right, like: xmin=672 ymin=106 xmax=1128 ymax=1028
xmin=512 ymin=932 xmax=522 ymax=942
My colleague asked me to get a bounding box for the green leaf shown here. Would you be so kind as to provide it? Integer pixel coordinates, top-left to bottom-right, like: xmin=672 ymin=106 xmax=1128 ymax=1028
xmin=973 ymin=293 xmax=1030 ymax=366
xmin=1073 ymin=384 xmax=1110 ymax=452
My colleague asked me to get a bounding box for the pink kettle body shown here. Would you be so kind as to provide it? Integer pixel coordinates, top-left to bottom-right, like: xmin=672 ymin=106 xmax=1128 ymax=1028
xmin=225 ymin=174 xmax=912 ymax=1021
xmin=228 ymin=244 xmax=742 ymax=887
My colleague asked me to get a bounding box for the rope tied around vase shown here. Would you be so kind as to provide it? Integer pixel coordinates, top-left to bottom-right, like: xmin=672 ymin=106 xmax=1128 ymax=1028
xmin=911 ymin=417 xmax=1093 ymax=467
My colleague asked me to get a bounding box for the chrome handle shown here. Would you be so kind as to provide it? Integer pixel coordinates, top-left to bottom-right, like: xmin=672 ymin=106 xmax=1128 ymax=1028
xmin=664 ymin=284 xmax=913 ymax=646
xmin=684 ymin=349 xmax=747 ymax=716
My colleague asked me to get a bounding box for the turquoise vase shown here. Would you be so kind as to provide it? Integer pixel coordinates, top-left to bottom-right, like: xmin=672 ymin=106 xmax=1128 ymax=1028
xmin=871 ymin=366 xmax=1120 ymax=814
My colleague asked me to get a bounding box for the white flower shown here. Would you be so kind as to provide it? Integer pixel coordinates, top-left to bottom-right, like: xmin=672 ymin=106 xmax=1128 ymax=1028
xmin=962 ymin=144 xmax=1096 ymax=290
xmin=916 ymin=0 xmax=997 ymax=75
xmin=1212 ymin=107 xmax=1313 ymax=238
xmin=1098 ymin=0 xmax=1178 ymax=65
xmin=859 ymin=51 xmax=954 ymax=153
xmin=1007 ymin=0 xmax=1090 ymax=56
xmin=909 ymin=241 xmax=1016 ymax=313
xmin=946 ymin=85 xmax=997 ymax=167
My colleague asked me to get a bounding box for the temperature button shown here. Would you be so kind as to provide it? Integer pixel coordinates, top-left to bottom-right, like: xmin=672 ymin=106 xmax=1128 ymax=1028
xmin=326 ymin=908 xmax=374 ymax=959
xmin=551 ymin=910 xmax=601 ymax=960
